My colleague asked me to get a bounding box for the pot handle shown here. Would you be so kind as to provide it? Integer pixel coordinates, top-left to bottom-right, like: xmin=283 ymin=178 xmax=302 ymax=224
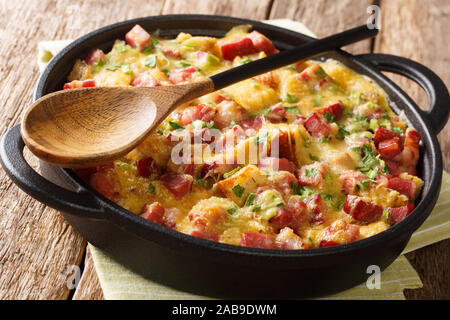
xmin=0 ymin=124 xmax=104 ymax=217
xmin=356 ymin=53 xmax=449 ymax=133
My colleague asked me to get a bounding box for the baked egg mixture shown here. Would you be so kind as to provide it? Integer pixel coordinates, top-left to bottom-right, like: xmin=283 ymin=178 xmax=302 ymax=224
xmin=67 ymin=24 xmax=423 ymax=250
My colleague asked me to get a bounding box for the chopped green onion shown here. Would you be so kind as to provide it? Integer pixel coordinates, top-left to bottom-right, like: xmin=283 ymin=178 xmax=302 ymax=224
xmin=121 ymin=64 xmax=132 ymax=74
xmin=284 ymin=93 xmax=298 ymax=104
xmin=223 ymin=166 xmax=242 ymax=179
xmin=227 ymin=207 xmax=238 ymax=215
xmin=323 ymin=112 xmax=334 ymax=122
xmin=148 ymin=183 xmax=156 ymax=194
xmin=244 ymin=193 xmax=256 ymax=206
xmin=284 ymin=106 xmax=300 ymax=114
xmin=252 ymin=205 xmax=261 ymax=212
xmin=309 ymin=153 xmax=319 ymax=161
xmin=169 ymin=120 xmax=184 ymax=130
xmin=240 ymin=58 xmax=252 ymax=64
xmin=232 ymin=185 xmax=245 ymax=198
xmin=305 ymin=168 xmax=316 ymax=177
xmin=144 ymin=55 xmax=157 ymax=67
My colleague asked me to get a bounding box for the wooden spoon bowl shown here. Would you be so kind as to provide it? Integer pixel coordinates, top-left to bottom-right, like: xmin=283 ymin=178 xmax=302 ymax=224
xmin=22 ymin=81 xmax=213 ymax=168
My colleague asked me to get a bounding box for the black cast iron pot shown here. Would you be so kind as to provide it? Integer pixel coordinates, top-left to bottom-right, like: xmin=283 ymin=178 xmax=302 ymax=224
xmin=1 ymin=15 xmax=449 ymax=298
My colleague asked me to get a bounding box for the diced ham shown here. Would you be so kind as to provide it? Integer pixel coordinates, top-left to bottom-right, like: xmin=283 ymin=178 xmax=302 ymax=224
xmin=275 ymin=227 xmax=307 ymax=250
xmin=125 ymin=24 xmax=152 ymax=51
xmin=297 ymin=162 xmax=329 ymax=187
xmin=178 ymin=104 xmax=216 ymax=126
xmin=188 ymin=204 xmax=227 ymax=242
xmin=162 ymin=207 xmax=183 ymax=229
xmin=299 ymin=64 xmax=327 ymax=81
xmin=387 ymin=177 xmax=417 ymax=200
xmin=161 ymin=174 xmax=192 ymax=200
xmin=319 ymin=220 xmax=360 ymax=248
xmin=388 ymin=204 xmax=415 ymax=225
xmin=131 ymin=73 xmax=160 ymax=87
xmin=384 ymin=159 xmax=400 ymax=176
xmin=306 ymin=194 xmax=327 ymax=225
xmin=373 ymin=127 xmax=401 ymax=147
xmin=343 ymin=195 xmax=383 ymax=222
xmin=201 ymin=161 xmax=236 ymax=178
xmin=319 ymin=240 xmax=340 ymax=248
xmin=220 ymin=37 xmax=256 ymax=60
xmin=85 ymin=49 xmax=105 ymax=65
xmin=252 ymin=71 xmax=277 ymax=89
xmin=293 ymin=115 xmax=306 ymax=125
xmin=190 ymin=229 xmax=219 ymax=241
xmin=162 ymin=48 xmax=183 ymax=59
xmin=136 ymin=157 xmax=162 ymax=179
xmin=266 ymin=103 xmax=287 ymax=123
xmin=258 ymin=157 xmax=296 ymax=173
xmin=378 ymin=137 xmax=403 ymax=159
xmin=304 ymin=112 xmax=331 ymax=138
xmin=317 ymin=101 xmax=344 ymax=121
xmin=270 ymin=200 xmax=307 ymax=233
xmin=169 ymin=66 xmax=196 ymax=84
xmin=63 ymin=79 xmax=96 ymax=89
xmin=240 ymin=233 xmax=274 ymax=249
xmin=247 ymin=31 xmax=277 ymax=55
xmin=340 ymin=170 xmax=367 ymax=194
xmin=241 ymin=115 xmax=264 ymax=132
xmin=141 ymin=202 xmax=165 ymax=225
xmin=213 ymin=100 xmax=247 ymax=129
xmin=90 ymin=169 xmax=119 ymax=199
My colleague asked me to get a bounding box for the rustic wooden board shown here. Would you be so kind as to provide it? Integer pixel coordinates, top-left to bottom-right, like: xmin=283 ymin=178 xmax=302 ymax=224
xmin=374 ymin=0 xmax=450 ymax=300
xmin=0 ymin=0 xmax=448 ymax=300
xmin=269 ymin=0 xmax=376 ymax=54
xmin=0 ymin=0 xmax=166 ymax=300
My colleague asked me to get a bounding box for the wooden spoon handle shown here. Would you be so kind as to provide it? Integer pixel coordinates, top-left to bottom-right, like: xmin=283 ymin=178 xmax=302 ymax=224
xmin=209 ymin=25 xmax=378 ymax=90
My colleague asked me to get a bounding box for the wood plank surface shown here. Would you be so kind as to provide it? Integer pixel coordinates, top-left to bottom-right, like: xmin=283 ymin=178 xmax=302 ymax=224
xmin=0 ymin=0 xmax=448 ymax=300
xmin=374 ymin=0 xmax=450 ymax=300
xmin=72 ymin=247 xmax=104 ymax=300
xmin=269 ymin=0 xmax=376 ymax=54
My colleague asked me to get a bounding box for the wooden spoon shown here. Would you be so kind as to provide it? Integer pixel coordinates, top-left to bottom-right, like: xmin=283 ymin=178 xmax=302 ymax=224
xmin=22 ymin=25 xmax=377 ymax=168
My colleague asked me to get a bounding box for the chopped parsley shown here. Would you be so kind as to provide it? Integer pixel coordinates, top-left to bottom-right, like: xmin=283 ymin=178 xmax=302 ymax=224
xmin=142 ymin=46 xmax=152 ymax=54
xmin=309 ymin=153 xmax=319 ymax=161
xmin=227 ymin=207 xmax=238 ymax=215
xmin=232 ymin=185 xmax=245 ymax=198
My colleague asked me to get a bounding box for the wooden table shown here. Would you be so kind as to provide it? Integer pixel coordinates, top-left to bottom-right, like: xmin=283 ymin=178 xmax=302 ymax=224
xmin=0 ymin=0 xmax=448 ymax=300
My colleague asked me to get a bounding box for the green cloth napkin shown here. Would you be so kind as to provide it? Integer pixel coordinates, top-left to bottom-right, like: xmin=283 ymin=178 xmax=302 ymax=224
xmin=38 ymin=19 xmax=449 ymax=300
